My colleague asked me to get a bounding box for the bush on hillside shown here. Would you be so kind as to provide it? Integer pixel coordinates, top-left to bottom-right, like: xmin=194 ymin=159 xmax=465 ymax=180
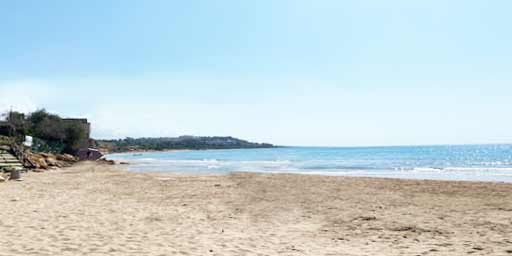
xmin=3 ymin=109 xmax=89 ymax=154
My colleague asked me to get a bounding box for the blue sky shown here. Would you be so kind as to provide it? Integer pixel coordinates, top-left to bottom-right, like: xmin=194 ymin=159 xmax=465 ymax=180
xmin=1 ymin=0 xmax=511 ymax=146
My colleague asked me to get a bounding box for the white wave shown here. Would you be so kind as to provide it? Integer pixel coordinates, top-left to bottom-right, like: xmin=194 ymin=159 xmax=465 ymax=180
xmin=138 ymin=158 xmax=158 ymax=162
xmin=410 ymin=167 xmax=512 ymax=173
xmin=479 ymin=161 xmax=512 ymax=166
xmin=131 ymin=159 xmax=221 ymax=165
xmin=408 ymin=167 xmax=444 ymax=172
xmin=442 ymin=167 xmax=512 ymax=173
xmin=239 ymin=160 xmax=292 ymax=165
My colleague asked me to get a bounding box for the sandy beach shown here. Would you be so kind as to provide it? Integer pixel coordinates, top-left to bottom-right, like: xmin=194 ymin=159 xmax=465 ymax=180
xmin=1 ymin=163 xmax=512 ymax=256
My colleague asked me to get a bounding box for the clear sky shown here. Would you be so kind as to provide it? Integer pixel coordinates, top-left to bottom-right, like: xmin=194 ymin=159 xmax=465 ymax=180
xmin=1 ymin=0 xmax=511 ymax=146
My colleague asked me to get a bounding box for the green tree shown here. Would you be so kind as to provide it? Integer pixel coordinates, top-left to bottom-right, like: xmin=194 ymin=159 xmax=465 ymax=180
xmin=28 ymin=109 xmax=66 ymax=141
xmin=25 ymin=109 xmax=89 ymax=154
xmin=6 ymin=111 xmax=27 ymax=140
xmin=63 ymin=123 xmax=88 ymax=153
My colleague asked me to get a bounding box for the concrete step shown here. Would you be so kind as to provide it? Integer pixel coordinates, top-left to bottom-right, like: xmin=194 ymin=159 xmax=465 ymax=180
xmin=0 ymin=158 xmax=19 ymax=162
xmin=0 ymin=159 xmax=22 ymax=163
xmin=0 ymin=163 xmax=23 ymax=167
xmin=0 ymin=162 xmax=23 ymax=166
xmin=0 ymin=150 xmax=24 ymax=171
xmin=0 ymin=167 xmax=24 ymax=171
xmin=0 ymin=156 xmax=17 ymax=159
xmin=0 ymin=154 xmax=17 ymax=157
xmin=0 ymin=152 xmax=21 ymax=162
xmin=0 ymin=159 xmax=18 ymax=163
xmin=0 ymin=158 xmax=21 ymax=162
xmin=0 ymin=167 xmax=24 ymax=172
xmin=0 ymin=156 xmax=16 ymax=159
xmin=0 ymin=161 xmax=19 ymax=164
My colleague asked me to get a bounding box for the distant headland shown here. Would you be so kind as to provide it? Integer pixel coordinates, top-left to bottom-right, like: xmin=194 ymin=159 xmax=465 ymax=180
xmin=0 ymin=109 xmax=275 ymax=157
xmin=97 ymin=136 xmax=275 ymax=153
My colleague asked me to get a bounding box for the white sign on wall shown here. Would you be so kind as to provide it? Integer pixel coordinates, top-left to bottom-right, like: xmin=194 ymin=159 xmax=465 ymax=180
xmin=24 ymin=135 xmax=33 ymax=147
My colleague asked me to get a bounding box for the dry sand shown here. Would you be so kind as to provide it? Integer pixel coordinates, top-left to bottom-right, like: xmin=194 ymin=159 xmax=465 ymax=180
xmin=1 ymin=162 xmax=512 ymax=256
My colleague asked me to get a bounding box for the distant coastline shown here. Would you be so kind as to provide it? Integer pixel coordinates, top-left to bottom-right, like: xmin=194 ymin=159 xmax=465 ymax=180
xmin=97 ymin=136 xmax=275 ymax=153
xmin=104 ymin=148 xmax=190 ymax=155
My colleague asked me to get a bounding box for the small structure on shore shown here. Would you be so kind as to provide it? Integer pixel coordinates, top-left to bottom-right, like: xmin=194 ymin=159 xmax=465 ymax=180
xmin=77 ymin=148 xmax=103 ymax=161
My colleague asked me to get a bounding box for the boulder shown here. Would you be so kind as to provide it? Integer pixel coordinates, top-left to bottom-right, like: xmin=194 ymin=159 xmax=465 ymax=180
xmin=45 ymin=157 xmax=59 ymax=167
xmin=65 ymin=154 xmax=78 ymax=162
xmin=55 ymin=160 xmax=71 ymax=168
xmin=97 ymin=158 xmax=116 ymax=165
xmin=56 ymin=154 xmax=78 ymax=162
xmin=44 ymin=158 xmax=57 ymax=166
xmin=28 ymin=154 xmax=49 ymax=169
xmin=23 ymin=151 xmax=78 ymax=170
xmin=0 ymin=175 xmax=5 ymax=182
xmin=39 ymin=152 xmax=52 ymax=158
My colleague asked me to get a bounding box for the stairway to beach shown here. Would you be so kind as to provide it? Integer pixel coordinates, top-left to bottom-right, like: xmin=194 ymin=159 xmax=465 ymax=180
xmin=0 ymin=149 xmax=24 ymax=171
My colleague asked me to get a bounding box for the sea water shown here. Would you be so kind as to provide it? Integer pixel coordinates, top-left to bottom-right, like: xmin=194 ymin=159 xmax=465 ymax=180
xmin=107 ymin=144 xmax=512 ymax=182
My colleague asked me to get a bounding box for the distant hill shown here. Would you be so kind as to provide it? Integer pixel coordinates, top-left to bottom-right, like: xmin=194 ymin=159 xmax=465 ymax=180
xmin=96 ymin=136 xmax=275 ymax=152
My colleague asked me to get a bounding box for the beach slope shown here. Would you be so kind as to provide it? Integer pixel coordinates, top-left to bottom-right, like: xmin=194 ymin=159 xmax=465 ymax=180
xmin=1 ymin=163 xmax=511 ymax=255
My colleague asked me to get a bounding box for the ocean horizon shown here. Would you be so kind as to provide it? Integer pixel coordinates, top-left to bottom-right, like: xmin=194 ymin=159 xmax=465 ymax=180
xmin=107 ymin=144 xmax=512 ymax=183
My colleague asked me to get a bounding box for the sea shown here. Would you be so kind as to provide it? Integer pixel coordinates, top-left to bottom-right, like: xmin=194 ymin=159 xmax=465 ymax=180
xmin=107 ymin=144 xmax=512 ymax=183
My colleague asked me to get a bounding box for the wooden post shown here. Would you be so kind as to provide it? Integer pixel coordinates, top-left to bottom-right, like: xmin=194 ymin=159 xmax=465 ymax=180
xmin=9 ymin=169 xmax=21 ymax=181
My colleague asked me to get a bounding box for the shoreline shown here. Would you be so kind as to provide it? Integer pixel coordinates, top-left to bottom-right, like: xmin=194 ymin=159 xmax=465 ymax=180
xmin=122 ymin=169 xmax=512 ymax=185
xmin=102 ymin=149 xmax=191 ymax=154
xmin=103 ymin=147 xmax=278 ymax=155
xmin=103 ymin=145 xmax=512 ymax=183
xmin=110 ymin=161 xmax=512 ymax=184
xmin=2 ymin=162 xmax=510 ymax=255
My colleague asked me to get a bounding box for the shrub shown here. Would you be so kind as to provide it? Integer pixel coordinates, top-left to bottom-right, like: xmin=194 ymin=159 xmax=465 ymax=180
xmin=64 ymin=123 xmax=88 ymax=153
xmin=3 ymin=109 xmax=90 ymax=154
